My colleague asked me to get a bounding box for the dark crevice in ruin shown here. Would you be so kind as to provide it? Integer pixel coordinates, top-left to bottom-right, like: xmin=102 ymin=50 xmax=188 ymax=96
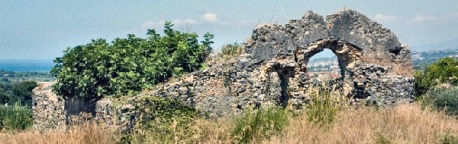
xmin=277 ymin=70 xmax=290 ymax=107
xmin=336 ymin=55 xmax=347 ymax=80
xmin=390 ymin=48 xmax=401 ymax=55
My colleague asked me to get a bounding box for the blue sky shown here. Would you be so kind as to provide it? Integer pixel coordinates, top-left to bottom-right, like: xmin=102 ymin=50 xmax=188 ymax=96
xmin=1 ymin=0 xmax=458 ymax=60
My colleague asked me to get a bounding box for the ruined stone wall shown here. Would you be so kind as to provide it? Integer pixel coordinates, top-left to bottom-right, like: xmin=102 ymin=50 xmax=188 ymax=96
xmin=32 ymin=82 xmax=66 ymax=130
xmin=146 ymin=9 xmax=415 ymax=115
xmin=33 ymin=82 xmax=136 ymax=131
xmin=32 ymin=9 xmax=415 ymax=130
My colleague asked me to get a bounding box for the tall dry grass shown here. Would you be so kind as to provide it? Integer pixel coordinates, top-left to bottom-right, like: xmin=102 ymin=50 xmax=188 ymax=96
xmin=0 ymin=123 xmax=117 ymax=144
xmin=266 ymin=104 xmax=458 ymax=144
xmin=1 ymin=105 xmax=456 ymax=144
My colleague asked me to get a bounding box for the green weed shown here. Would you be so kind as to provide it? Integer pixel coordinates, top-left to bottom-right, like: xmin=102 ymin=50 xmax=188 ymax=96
xmin=0 ymin=104 xmax=33 ymax=131
xmin=232 ymin=107 xmax=289 ymax=143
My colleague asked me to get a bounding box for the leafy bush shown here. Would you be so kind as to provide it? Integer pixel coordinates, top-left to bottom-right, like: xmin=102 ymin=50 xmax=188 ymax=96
xmin=414 ymin=58 xmax=458 ymax=96
xmin=0 ymin=104 xmax=33 ymax=131
xmin=51 ymin=22 xmax=214 ymax=101
xmin=122 ymin=96 xmax=197 ymax=143
xmin=231 ymin=107 xmax=289 ymax=143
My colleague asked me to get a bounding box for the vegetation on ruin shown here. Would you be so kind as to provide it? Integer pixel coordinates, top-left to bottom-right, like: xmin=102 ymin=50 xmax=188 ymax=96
xmin=120 ymin=96 xmax=197 ymax=143
xmin=219 ymin=42 xmax=243 ymax=58
xmin=50 ymin=22 xmax=214 ymax=101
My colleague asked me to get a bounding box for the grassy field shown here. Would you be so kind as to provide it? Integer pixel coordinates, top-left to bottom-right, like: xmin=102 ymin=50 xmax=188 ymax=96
xmin=0 ymin=104 xmax=456 ymax=144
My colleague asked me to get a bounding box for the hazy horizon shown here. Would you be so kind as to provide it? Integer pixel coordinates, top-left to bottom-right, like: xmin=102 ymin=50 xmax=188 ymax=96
xmin=1 ymin=1 xmax=458 ymax=60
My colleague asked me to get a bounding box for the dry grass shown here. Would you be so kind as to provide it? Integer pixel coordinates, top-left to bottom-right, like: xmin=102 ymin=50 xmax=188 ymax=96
xmin=192 ymin=119 xmax=235 ymax=144
xmin=1 ymin=104 xmax=457 ymax=144
xmin=0 ymin=123 xmax=117 ymax=144
xmin=266 ymin=104 xmax=458 ymax=144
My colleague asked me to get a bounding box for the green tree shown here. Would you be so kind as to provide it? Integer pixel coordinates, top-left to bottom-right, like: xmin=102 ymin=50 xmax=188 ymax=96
xmin=51 ymin=22 xmax=213 ymax=101
xmin=0 ymin=89 xmax=9 ymax=104
xmin=0 ymin=83 xmax=12 ymax=105
xmin=11 ymin=81 xmax=38 ymax=106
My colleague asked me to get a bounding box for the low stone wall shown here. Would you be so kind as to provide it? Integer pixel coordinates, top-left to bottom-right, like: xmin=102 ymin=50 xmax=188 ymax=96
xmin=32 ymin=82 xmax=66 ymax=130
xmin=32 ymin=62 xmax=414 ymax=131
xmin=32 ymin=83 xmax=136 ymax=131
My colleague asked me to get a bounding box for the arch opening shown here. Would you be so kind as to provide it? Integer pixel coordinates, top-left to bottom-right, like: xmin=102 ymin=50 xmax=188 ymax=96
xmin=297 ymin=39 xmax=363 ymax=94
xmin=307 ymin=49 xmax=344 ymax=81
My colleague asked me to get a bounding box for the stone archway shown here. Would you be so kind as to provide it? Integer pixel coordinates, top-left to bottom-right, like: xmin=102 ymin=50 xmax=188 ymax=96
xmin=297 ymin=39 xmax=363 ymax=81
xmin=259 ymin=38 xmax=364 ymax=108
xmin=278 ymin=38 xmax=365 ymax=106
xmin=240 ymin=9 xmax=414 ymax=108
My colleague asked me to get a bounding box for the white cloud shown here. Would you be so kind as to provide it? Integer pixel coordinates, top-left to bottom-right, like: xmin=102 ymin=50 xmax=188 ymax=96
xmin=413 ymin=15 xmax=438 ymax=23
xmin=373 ymin=14 xmax=396 ymax=23
xmin=129 ymin=15 xmax=258 ymax=36
xmin=139 ymin=18 xmax=197 ymax=29
xmin=202 ymin=13 xmax=218 ymax=22
xmin=140 ymin=20 xmax=165 ymax=29
xmin=172 ymin=18 xmax=198 ymax=25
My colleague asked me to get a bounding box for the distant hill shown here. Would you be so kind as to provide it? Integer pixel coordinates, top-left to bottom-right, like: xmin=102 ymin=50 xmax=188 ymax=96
xmin=411 ymin=38 xmax=458 ymax=52
xmin=306 ymin=48 xmax=458 ymax=71
xmin=411 ymin=49 xmax=458 ymax=68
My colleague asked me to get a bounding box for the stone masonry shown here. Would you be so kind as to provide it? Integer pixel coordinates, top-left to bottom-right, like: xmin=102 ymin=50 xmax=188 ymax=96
xmin=32 ymin=9 xmax=414 ymax=131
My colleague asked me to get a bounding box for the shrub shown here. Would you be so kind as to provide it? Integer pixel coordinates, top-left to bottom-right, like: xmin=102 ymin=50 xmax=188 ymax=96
xmin=51 ymin=22 xmax=214 ymax=101
xmin=431 ymin=88 xmax=458 ymax=116
xmin=231 ymin=107 xmax=289 ymax=143
xmin=414 ymin=57 xmax=458 ymax=96
xmin=305 ymin=86 xmax=340 ymax=127
xmin=375 ymin=133 xmax=391 ymax=144
xmin=220 ymin=42 xmax=242 ymax=57
xmin=419 ymin=88 xmax=458 ymax=117
xmin=440 ymin=133 xmax=458 ymax=144
xmin=122 ymin=96 xmax=198 ymax=143
xmin=0 ymin=104 xmax=33 ymax=131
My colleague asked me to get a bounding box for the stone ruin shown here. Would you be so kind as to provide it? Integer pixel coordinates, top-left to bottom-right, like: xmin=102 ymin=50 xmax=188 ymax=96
xmin=32 ymin=9 xmax=414 ymax=131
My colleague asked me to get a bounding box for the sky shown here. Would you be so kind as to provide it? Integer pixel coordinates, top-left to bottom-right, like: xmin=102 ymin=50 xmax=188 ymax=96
xmin=1 ymin=0 xmax=458 ymax=60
